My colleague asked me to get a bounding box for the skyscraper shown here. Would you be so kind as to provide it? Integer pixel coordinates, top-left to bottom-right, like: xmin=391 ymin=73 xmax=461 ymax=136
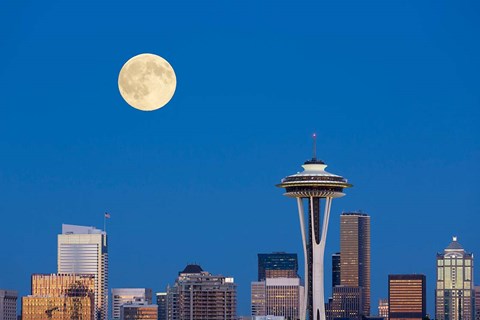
xmin=112 ymin=289 xmax=153 ymax=320
xmin=388 ymin=274 xmax=426 ymax=320
xmin=166 ymin=264 xmax=236 ymax=320
xmin=340 ymin=212 xmax=371 ymax=316
xmin=58 ymin=224 xmax=108 ymax=320
xmin=378 ymin=299 xmax=388 ymax=319
xmin=22 ymin=274 xmax=95 ymax=320
xmin=156 ymin=293 xmax=167 ymax=320
xmin=332 ymin=253 xmax=341 ymax=289
xmin=277 ymin=140 xmax=352 ymax=320
xmin=325 ymin=286 xmax=363 ymax=320
xmin=0 ymin=290 xmax=17 ymax=320
xmin=258 ymin=253 xmax=298 ymax=281
xmin=436 ymin=237 xmax=474 ymax=320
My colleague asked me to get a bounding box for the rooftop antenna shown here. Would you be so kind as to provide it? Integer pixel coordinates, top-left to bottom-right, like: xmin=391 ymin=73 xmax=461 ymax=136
xmin=312 ymin=133 xmax=317 ymax=160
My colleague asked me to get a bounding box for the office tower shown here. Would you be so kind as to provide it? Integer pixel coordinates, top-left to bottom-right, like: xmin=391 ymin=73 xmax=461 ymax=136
xmin=378 ymin=299 xmax=388 ymax=319
xmin=388 ymin=275 xmax=426 ymax=320
xmin=475 ymin=286 xmax=480 ymax=320
xmin=0 ymin=290 xmax=17 ymax=320
xmin=251 ymin=282 xmax=267 ymax=317
xmin=120 ymin=304 xmax=158 ymax=320
xmin=250 ymin=278 xmax=303 ymax=319
xmin=58 ymin=224 xmax=108 ymax=320
xmin=156 ymin=293 xmax=167 ymax=320
xmin=22 ymin=274 xmax=95 ymax=320
xmin=258 ymin=253 xmax=298 ymax=281
xmin=112 ymin=289 xmax=153 ymax=320
xmin=332 ymin=253 xmax=341 ymax=289
xmin=253 ymin=317 xmax=286 ymax=320
xmin=340 ymin=212 xmax=371 ymax=316
xmin=166 ymin=264 xmax=236 ymax=320
xmin=325 ymin=286 xmax=363 ymax=320
xmin=436 ymin=237 xmax=475 ymax=320
xmin=277 ymin=139 xmax=352 ymax=320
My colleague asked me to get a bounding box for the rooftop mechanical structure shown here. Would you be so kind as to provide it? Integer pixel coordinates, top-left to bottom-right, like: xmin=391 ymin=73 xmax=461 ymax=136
xmin=277 ymin=135 xmax=351 ymax=320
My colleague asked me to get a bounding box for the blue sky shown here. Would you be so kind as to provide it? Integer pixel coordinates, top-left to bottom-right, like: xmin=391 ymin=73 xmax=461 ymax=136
xmin=1 ymin=0 xmax=479 ymax=316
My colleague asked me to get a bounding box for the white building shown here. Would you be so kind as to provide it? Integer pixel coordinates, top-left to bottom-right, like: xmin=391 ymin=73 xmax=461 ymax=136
xmin=0 ymin=290 xmax=17 ymax=320
xmin=112 ymin=288 xmax=153 ymax=320
xmin=58 ymin=224 xmax=108 ymax=320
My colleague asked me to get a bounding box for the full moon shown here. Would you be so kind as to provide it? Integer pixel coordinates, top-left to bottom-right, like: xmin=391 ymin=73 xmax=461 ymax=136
xmin=118 ymin=53 xmax=176 ymax=111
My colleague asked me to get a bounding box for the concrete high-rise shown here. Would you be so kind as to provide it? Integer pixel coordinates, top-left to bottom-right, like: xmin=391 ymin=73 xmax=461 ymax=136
xmin=22 ymin=274 xmax=95 ymax=320
xmin=258 ymin=253 xmax=298 ymax=281
xmin=0 ymin=290 xmax=17 ymax=320
xmin=388 ymin=274 xmax=426 ymax=320
xmin=278 ymin=139 xmax=352 ymax=320
xmin=436 ymin=237 xmax=474 ymax=320
xmin=340 ymin=212 xmax=371 ymax=316
xmin=156 ymin=293 xmax=167 ymax=320
xmin=112 ymin=289 xmax=153 ymax=320
xmin=166 ymin=264 xmax=236 ymax=320
xmin=58 ymin=224 xmax=108 ymax=320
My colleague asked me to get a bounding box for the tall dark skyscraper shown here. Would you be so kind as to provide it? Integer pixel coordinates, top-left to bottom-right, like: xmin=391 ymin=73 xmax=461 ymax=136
xmin=436 ymin=237 xmax=474 ymax=320
xmin=257 ymin=252 xmax=298 ymax=281
xmin=278 ymin=142 xmax=352 ymax=320
xmin=340 ymin=212 xmax=371 ymax=317
xmin=156 ymin=293 xmax=167 ymax=320
xmin=388 ymin=274 xmax=426 ymax=320
xmin=332 ymin=253 xmax=341 ymax=289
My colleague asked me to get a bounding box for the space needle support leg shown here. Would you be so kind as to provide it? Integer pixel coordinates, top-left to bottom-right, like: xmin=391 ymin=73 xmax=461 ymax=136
xmin=318 ymin=197 xmax=333 ymax=320
xmin=296 ymin=197 xmax=308 ymax=320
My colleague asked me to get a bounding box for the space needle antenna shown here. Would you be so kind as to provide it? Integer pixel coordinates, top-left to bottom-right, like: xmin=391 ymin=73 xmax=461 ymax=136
xmin=312 ymin=133 xmax=317 ymax=160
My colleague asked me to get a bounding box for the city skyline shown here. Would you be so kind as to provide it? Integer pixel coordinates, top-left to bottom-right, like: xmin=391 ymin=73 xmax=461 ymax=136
xmin=1 ymin=0 xmax=479 ymax=317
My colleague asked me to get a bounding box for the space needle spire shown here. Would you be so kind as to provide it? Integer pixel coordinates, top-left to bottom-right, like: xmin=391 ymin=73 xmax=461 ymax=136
xmin=277 ymin=138 xmax=352 ymax=320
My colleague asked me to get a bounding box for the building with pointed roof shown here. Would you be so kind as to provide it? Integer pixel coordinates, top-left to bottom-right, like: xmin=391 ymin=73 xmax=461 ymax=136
xmin=435 ymin=237 xmax=475 ymax=320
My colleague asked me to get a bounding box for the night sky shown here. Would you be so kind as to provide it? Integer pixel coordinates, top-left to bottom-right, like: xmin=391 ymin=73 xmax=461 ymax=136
xmin=1 ymin=0 xmax=479 ymax=316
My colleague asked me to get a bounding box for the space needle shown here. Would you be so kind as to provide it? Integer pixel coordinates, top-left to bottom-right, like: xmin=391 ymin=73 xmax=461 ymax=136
xmin=277 ymin=134 xmax=352 ymax=320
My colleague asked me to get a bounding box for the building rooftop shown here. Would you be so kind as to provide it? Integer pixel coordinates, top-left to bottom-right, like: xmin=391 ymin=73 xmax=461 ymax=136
xmin=180 ymin=264 xmax=204 ymax=274
xmin=445 ymin=236 xmax=465 ymax=251
xmin=62 ymin=224 xmax=105 ymax=235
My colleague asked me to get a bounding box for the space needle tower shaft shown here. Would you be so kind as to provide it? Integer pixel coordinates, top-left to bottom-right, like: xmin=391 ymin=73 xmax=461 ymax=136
xmin=277 ymin=135 xmax=351 ymax=320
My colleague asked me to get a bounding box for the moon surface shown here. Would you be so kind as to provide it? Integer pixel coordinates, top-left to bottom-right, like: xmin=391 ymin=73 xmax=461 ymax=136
xmin=118 ymin=53 xmax=176 ymax=111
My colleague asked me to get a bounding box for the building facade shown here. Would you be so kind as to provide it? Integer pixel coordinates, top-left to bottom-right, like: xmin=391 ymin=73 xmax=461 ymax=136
xmin=120 ymin=304 xmax=158 ymax=320
xmin=436 ymin=237 xmax=474 ymax=320
xmin=475 ymin=286 xmax=480 ymax=320
xmin=332 ymin=253 xmax=341 ymax=289
xmin=0 ymin=290 xmax=17 ymax=320
xmin=258 ymin=253 xmax=298 ymax=281
xmin=166 ymin=264 xmax=236 ymax=320
xmin=156 ymin=293 xmax=167 ymax=320
xmin=326 ymin=286 xmax=363 ymax=320
xmin=340 ymin=212 xmax=371 ymax=316
xmin=22 ymin=274 xmax=95 ymax=320
xmin=388 ymin=274 xmax=426 ymax=320
xmin=251 ymin=278 xmax=303 ymax=320
xmin=112 ymin=289 xmax=153 ymax=320
xmin=378 ymin=298 xmax=388 ymax=319
xmin=58 ymin=224 xmax=108 ymax=320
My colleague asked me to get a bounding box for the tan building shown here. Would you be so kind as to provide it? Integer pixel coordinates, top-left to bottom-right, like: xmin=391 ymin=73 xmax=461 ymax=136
xmin=340 ymin=212 xmax=371 ymax=316
xmin=251 ymin=282 xmax=267 ymax=316
xmin=388 ymin=275 xmax=426 ymax=320
xmin=22 ymin=274 xmax=95 ymax=320
xmin=167 ymin=264 xmax=236 ymax=320
xmin=121 ymin=304 xmax=158 ymax=320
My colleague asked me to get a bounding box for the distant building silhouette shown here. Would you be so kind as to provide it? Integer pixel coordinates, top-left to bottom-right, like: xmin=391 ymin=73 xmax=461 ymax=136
xmin=332 ymin=253 xmax=341 ymax=289
xmin=166 ymin=264 xmax=236 ymax=320
xmin=377 ymin=298 xmax=388 ymax=319
xmin=0 ymin=290 xmax=17 ymax=320
xmin=388 ymin=274 xmax=426 ymax=320
xmin=435 ymin=237 xmax=474 ymax=320
xmin=257 ymin=253 xmax=298 ymax=281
